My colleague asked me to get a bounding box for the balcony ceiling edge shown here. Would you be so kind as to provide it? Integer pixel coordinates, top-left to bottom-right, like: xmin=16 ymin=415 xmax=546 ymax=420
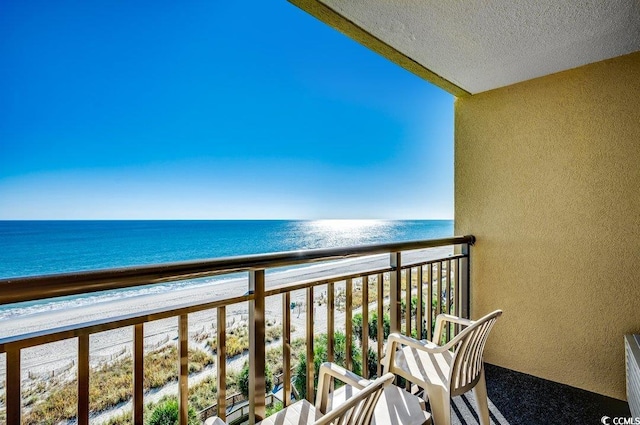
xmin=287 ymin=0 xmax=471 ymax=98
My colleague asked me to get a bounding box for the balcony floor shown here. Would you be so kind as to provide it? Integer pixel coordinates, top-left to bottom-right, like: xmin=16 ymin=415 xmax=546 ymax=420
xmin=445 ymin=364 xmax=630 ymax=425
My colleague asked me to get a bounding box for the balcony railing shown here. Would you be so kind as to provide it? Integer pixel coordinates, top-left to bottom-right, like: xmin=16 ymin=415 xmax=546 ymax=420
xmin=0 ymin=235 xmax=474 ymax=425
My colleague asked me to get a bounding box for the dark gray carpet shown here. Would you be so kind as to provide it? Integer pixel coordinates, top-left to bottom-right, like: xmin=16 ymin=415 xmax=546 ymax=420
xmin=442 ymin=364 xmax=631 ymax=425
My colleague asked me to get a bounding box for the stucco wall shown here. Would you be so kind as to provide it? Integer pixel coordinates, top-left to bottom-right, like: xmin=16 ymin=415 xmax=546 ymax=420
xmin=455 ymin=51 xmax=640 ymax=399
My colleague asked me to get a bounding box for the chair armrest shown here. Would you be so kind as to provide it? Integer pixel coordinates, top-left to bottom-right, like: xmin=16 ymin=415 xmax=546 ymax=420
xmin=316 ymin=362 xmax=371 ymax=413
xmin=382 ymin=332 xmax=451 ymax=373
xmin=387 ymin=332 xmax=445 ymax=352
xmin=432 ymin=313 xmax=474 ymax=344
xmin=318 ymin=362 xmax=371 ymax=389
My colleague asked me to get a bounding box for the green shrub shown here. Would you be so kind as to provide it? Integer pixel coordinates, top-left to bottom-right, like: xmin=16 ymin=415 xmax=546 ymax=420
xmin=353 ymin=313 xmax=363 ymax=341
xmin=368 ymin=311 xmax=390 ymax=341
xmin=237 ymin=361 xmax=274 ymax=398
xmin=366 ymin=347 xmax=378 ymax=379
xmin=353 ymin=311 xmax=390 ymax=342
xmin=266 ymin=401 xmax=284 ymax=417
xmin=293 ymin=332 xmax=362 ymax=400
xmin=147 ymin=397 xmax=199 ymax=425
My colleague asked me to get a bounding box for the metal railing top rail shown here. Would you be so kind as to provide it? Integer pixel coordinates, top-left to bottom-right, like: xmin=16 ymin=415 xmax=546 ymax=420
xmin=264 ymin=253 xmax=468 ymax=297
xmin=0 ymin=235 xmax=474 ymax=306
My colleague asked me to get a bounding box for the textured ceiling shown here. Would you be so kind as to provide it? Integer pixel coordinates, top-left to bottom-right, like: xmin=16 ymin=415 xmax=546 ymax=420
xmin=317 ymin=0 xmax=640 ymax=94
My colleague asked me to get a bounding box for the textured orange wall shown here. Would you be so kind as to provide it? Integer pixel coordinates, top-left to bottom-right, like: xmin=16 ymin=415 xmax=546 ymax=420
xmin=455 ymin=51 xmax=640 ymax=399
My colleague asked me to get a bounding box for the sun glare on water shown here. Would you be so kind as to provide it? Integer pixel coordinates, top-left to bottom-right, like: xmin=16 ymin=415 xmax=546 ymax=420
xmin=310 ymin=219 xmax=384 ymax=231
xmin=301 ymin=220 xmax=390 ymax=248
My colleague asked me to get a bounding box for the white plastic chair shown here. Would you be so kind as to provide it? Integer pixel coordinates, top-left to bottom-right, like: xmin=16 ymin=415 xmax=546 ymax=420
xmin=382 ymin=310 xmax=502 ymax=425
xmin=205 ymin=362 xmax=394 ymax=425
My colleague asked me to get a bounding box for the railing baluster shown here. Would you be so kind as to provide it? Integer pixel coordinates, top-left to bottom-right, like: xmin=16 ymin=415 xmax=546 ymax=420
xmin=417 ymin=266 xmax=424 ymax=340
xmin=282 ymin=293 xmax=291 ymax=408
xmin=453 ymin=258 xmax=460 ymax=335
xmin=327 ymin=282 xmax=335 ymax=363
xmin=249 ymin=270 xmax=266 ymax=423
xmin=345 ymin=278 xmax=353 ymax=371
xmin=376 ymin=273 xmax=383 ymax=378
xmin=362 ymin=276 xmax=369 ymax=379
xmin=78 ymin=334 xmax=89 ymax=425
xmin=179 ymin=314 xmax=188 ymax=425
xmin=444 ymin=262 xmax=450 ymax=341
xmin=390 ymin=252 xmax=402 ymax=334
xmin=445 ymin=261 xmax=450 ymax=317
xmin=404 ymin=268 xmax=413 ymax=390
xmin=437 ymin=262 xmax=443 ymax=318
xmin=217 ymin=306 xmax=227 ymax=420
xmin=427 ymin=263 xmax=433 ymax=340
xmin=305 ymin=286 xmax=314 ymax=402
xmin=448 ymin=260 xmax=455 ymax=342
xmin=6 ymin=346 xmax=20 ymax=424
xmin=405 ymin=268 xmax=412 ymax=336
xmin=448 ymin=261 xmax=453 ymax=339
xmin=133 ymin=324 xmax=144 ymax=425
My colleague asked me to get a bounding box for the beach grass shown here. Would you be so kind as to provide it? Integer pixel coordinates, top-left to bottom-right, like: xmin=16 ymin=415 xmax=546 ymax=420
xmin=102 ymin=337 xmax=306 ymax=424
xmin=206 ymin=320 xmax=285 ymax=358
xmin=21 ymin=319 xmax=295 ymax=424
xmin=22 ymin=345 xmax=214 ymax=425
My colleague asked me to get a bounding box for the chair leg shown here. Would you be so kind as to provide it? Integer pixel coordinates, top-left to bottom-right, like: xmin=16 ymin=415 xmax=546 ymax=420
xmin=472 ymin=367 xmax=490 ymax=425
xmin=424 ymin=385 xmax=451 ymax=425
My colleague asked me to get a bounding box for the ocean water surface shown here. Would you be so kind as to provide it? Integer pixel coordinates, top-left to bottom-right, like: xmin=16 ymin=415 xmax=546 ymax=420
xmin=0 ymin=220 xmax=453 ymax=318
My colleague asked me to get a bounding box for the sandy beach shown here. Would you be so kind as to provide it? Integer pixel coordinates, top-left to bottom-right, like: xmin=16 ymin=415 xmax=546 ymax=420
xmin=0 ymin=246 xmax=452 ymax=422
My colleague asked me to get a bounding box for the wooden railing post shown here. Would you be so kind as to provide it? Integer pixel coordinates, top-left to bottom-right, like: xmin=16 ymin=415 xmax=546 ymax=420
xmin=327 ymin=282 xmax=335 ymax=363
xmin=405 ymin=269 xmax=412 ymax=336
xmin=78 ymin=334 xmax=90 ymax=425
xmin=427 ymin=263 xmax=433 ymax=340
xmin=6 ymin=347 xmax=20 ymax=424
xmin=460 ymin=243 xmax=471 ymax=319
xmin=282 ymin=293 xmax=291 ymax=407
xmin=416 ymin=266 xmax=424 ymax=340
xmin=345 ymin=278 xmax=353 ymax=370
xmin=376 ymin=273 xmax=383 ymax=377
xmin=179 ymin=314 xmax=189 ymax=425
xmin=390 ymin=252 xmax=402 ymax=334
xmin=217 ymin=306 xmax=227 ymax=420
xmin=361 ymin=276 xmax=369 ymax=378
xmin=133 ymin=324 xmax=144 ymax=425
xmin=436 ymin=262 xmax=443 ymax=317
xmin=305 ymin=286 xmax=314 ymax=402
xmin=249 ymin=269 xmax=266 ymax=423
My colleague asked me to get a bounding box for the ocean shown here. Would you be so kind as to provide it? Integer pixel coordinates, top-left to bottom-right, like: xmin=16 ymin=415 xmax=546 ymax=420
xmin=0 ymin=220 xmax=453 ymax=318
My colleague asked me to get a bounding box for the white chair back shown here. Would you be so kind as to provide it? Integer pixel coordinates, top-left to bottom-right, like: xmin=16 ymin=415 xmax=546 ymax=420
xmin=316 ymin=372 xmax=394 ymax=425
xmin=449 ymin=310 xmax=502 ymax=396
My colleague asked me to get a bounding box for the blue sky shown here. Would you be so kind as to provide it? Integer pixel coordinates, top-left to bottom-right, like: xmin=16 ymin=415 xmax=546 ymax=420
xmin=0 ymin=1 xmax=454 ymax=220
